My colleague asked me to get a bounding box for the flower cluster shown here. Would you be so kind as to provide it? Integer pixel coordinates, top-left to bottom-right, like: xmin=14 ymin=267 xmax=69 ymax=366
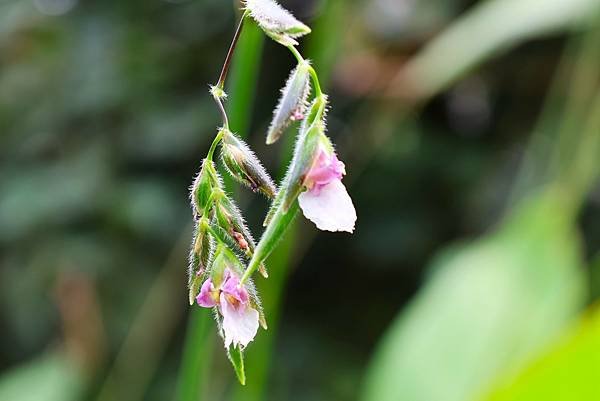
xmin=187 ymin=0 xmax=356 ymax=384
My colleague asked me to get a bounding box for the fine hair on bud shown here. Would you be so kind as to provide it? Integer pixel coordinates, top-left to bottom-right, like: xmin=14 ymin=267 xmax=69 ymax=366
xmin=188 ymin=222 xmax=215 ymax=304
xmin=267 ymin=60 xmax=312 ymax=145
xmin=244 ymin=0 xmax=311 ymax=46
xmin=190 ymin=158 xmax=222 ymax=218
xmin=220 ymin=130 xmax=276 ymax=198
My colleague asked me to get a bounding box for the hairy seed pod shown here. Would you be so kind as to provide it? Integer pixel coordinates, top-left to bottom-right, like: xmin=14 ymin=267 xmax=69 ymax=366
xmin=221 ymin=130 xmax=276 ymax=198
xmin=267 ymin=61 xmax=311 ymax=145
xmin=244 ymin=0 xmax=311 ymax=46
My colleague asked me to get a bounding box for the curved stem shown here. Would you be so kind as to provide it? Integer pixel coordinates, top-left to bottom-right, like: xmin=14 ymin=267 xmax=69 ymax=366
xmin=287 ymin=45 xmax=323 ymax=97
xmin=214 ymin=95 xmax=230 ymax=130
xmin=207 ymin=129 xmax=225 ymax=160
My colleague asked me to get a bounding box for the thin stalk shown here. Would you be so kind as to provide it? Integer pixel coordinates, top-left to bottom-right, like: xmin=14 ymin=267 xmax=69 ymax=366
xmin=287 ymin=44 xmax=323 ymax=97
xmin=210 ymin=13 xmax=248 ymax=143
xmin=217 ymin=12 xmax=248 ymax=89
xmin=207 ymin=130 xmax=225 ymax=160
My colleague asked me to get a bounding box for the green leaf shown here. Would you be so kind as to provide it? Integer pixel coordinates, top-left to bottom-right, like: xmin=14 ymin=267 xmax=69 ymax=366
xmin=0 ymin=353 xmax=83 ymax=401
xmin=481 ymin=306 xmax=600 ymax=401
xmin=397 ymin=0 xmax=600 ymax=101
xmin=227 ymin=345 xmax=246 ymax=385
xmin=360 ymin=190 xmax=585 ymax=401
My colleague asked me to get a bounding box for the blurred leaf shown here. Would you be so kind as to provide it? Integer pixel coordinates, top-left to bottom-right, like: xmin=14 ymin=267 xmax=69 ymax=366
xmin=396 ymin=0 xmax=600 ymax=100
xmin=0 ymin=146 xmax=108 ymax=242
xmin=0 ymin=353 xmax=83 ymax=401
xmin=360 ymin=190 xmax=585 ymax=401
xmin=481 ymin=305 xmax=600 ymax=401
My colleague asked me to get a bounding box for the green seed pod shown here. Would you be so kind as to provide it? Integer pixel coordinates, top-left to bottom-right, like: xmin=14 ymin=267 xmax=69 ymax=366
xmin=221 ymin=130 xmax=276 ymax=198
xmin=267 ymin=61 xmax=311 ymax=145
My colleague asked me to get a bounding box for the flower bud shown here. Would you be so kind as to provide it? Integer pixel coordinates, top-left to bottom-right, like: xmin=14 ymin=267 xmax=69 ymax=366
xmin=244 ymin=0 xmax=311 ymax=46
xmin=221 ymin=130 xmax=276 ymax=198
xmin=267 ymin=61 xmax=311 ymax=145
xmin=213 ymin=193 xmax=269 ymax=278
xmin=190 ymin=159 xmax=220 ymax=218
xmin=188 ymin=221 xmax=213 ymax=305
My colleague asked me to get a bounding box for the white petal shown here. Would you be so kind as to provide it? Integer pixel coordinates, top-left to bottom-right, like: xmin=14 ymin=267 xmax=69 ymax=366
xmin=298 ymin=179 xmax=357 ymax=233
xmin=220 ymin=297 xmax=260 ymax=349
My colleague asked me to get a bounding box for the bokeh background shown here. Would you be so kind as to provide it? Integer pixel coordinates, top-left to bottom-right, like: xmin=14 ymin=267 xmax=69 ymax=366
xmin=1 ymin=0 xmax=600 ymax=401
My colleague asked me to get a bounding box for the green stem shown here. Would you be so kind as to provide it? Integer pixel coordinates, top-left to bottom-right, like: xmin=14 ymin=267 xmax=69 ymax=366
xmin=217 ymin=12 xmax=248 ymax=89
xmin=207 ymin=129 xmax=224 ymax=160
xmin=239 ymin=202 xmax=299 ymax=286
xmin=287 ymin=44 xmax=323 ymax=97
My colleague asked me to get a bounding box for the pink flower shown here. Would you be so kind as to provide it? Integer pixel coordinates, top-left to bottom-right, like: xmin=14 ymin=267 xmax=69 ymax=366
xmin=298 ymin=147 xmax=357 ymax=232
xmin=196 ymin=270 xmax=259 ymax=348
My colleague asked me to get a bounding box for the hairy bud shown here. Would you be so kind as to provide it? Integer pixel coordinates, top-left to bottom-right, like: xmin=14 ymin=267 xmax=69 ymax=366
xmin=267 ymin=61 xmax=311 ymax=145
xmin=190 ymin=159 xmax=220 ymax=218
xmin=244 ymin=0 xmax=311 ymax=46
xmin=188 ymin=221 xmax=213 ymax=305
xmin=221 ymin=130 xmax=276 ymax=198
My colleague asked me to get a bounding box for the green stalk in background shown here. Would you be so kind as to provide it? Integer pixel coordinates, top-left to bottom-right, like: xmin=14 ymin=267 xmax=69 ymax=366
xmin=175 ymin=311 xmax=213 ymax=401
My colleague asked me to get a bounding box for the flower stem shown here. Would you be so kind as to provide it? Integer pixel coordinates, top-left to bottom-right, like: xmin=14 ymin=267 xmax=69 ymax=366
xmin=207 ymin=129 xmax=224 ymax=160
xmin=210 ymin=12 xmax=248 ymax=137
xmin=287 ymin=45 xmax=323 ymax=97
xmin=217 ymin=11 xmax=248 ymax=89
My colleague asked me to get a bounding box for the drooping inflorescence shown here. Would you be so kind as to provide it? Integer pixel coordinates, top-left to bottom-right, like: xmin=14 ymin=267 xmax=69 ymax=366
xmin=188 ymin=0 xmax=356 ymax=384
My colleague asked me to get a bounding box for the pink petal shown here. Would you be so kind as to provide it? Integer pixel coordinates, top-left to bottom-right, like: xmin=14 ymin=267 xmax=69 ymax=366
xmin=196 ymin=279 xmax=218 ymax=308
xmin=220 ymin=294 xmax=260 ymax=348
xmin=298 ymin=179 xmax=357 ymax=233
xmin=304 ymin=149 xmax=345 ymax=193
xmin=221 ymin=271 xmax=250 ymax=304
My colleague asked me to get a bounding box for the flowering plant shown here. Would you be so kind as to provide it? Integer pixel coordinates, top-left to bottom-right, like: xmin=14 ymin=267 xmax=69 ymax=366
xmin=188 ymin=0 xmax=356 ymax=383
